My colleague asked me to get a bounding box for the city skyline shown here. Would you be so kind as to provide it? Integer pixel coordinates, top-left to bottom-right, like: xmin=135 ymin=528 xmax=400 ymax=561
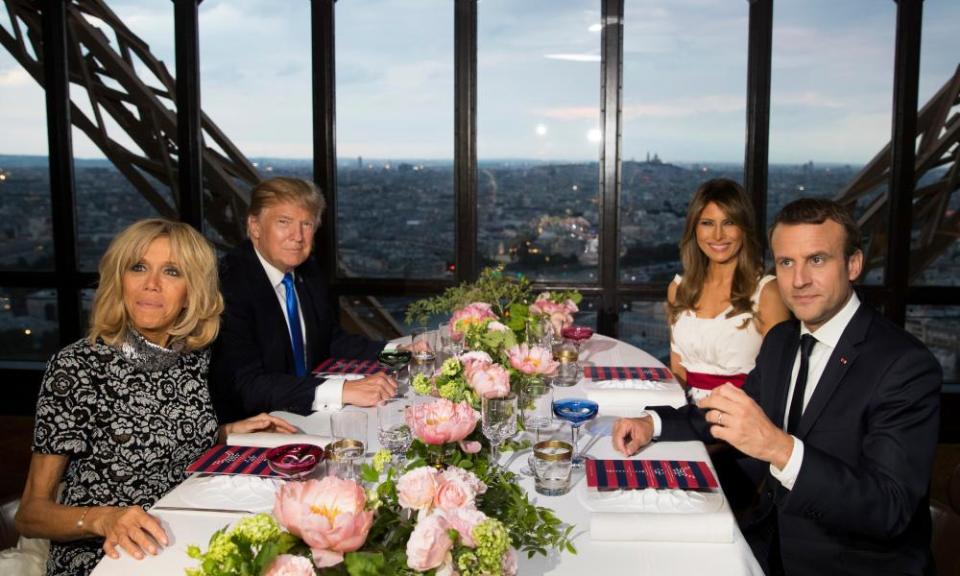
xmin=1 ymin=1 xmax=959 ymax=164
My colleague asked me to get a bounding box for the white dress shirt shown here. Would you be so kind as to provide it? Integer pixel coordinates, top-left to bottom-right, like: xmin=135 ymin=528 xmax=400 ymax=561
xmin=770 ymin=292 xmax=860 ymax=489
xmin=253 ymin=248 xmax=345 ymax=409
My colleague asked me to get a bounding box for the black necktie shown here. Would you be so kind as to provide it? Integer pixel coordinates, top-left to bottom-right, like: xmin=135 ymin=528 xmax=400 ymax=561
xmin=786 ymin=334 xmax=817 ymax=434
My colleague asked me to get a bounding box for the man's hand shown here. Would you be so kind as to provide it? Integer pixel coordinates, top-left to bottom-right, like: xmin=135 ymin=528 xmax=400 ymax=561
xmin=220 ymin=413 xmax=297 ymax=442
xmin=612 ymin=416 xmax=655 ymax=456
xmin=697 ymin=383 xmax=794 ymax=469
xmin=398 ymin=340 xmax=432 ymax=354
xmin=343 ymin=373 xmax=398 ymax=407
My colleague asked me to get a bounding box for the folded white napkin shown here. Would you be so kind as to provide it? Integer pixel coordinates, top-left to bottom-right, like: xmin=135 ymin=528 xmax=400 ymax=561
xmin=583 ymin=379 xmax=687 ymax=415
xmin=226 ymin=432 xmax=331 ymax=448
xmin=578 ymin=485 xmax=734 ymax=543
xmin=171 ymin=475 xmax=282 ymax=513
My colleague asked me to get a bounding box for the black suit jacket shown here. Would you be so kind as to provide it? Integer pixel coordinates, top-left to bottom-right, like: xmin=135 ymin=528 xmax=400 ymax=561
xmin=654 ymin=303 xmax=941 ymax=576
xmin=210 ymin=240 xmax=385 ymax=422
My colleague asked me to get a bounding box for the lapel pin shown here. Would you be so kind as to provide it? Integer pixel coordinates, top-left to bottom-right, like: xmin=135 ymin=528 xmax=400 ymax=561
xmin=840 ymin=357 xmax=848 ymax=365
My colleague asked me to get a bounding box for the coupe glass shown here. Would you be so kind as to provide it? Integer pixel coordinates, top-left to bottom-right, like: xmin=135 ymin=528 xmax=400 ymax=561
xmin=378 ymin=349 xmax=412 ymax=397
xmin=552 ymin=398 xmax=598 ymax=468
xmin=482 ymin=393 xmax=518 ymax=475
xmin=561 ymin=325 xmax=594 ymax=356
xmin=377 ymin=400 xmax=413 ymax=469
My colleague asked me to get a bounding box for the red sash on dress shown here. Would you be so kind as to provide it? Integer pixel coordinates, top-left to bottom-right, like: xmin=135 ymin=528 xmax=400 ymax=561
xmin=686 ymin=371 xmax=747 ymax=390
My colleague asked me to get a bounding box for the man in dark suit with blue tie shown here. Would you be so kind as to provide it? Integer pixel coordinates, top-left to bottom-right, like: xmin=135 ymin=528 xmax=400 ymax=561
xmin=210 ymin=177 xmax=398 ymax=422
xmin=613 ymin=198 xmax=941 ymax=575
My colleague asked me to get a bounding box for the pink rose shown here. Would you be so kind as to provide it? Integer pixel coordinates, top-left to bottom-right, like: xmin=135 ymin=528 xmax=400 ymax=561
xmin=441 ymin=466 xmax=487 ymax=497
xmin=502 ymin=548 xmax=518 ymax=576
xmin=450 ymin=303 xmax=497 ymax=339
xmin=464 ymin=361 xmax=511 ymax=399
xmin=507 ymin=344 xmax=559 ymax=377
xmin=459 ymin=351 xmax=493 ymax=365
xmin=397 ymin=466 xmax=440 ymax=511
xmin=405 ymin=399 xmax=479 ymax=447
xmin=263 ymin=554 xmax=315 ymax=576
xmin=487 ymin=320 xmax=510 ymax=332
xmin=443 ymin=507 xmax=487 ymax=547
xmin=406 ymin=513 xmax=454 ymax=571
xmin=272 ymin=477 xmax=373 ymax=568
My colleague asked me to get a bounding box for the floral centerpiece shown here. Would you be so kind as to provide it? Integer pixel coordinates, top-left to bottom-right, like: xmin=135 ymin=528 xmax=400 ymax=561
xmin=186 ymin=397 xmax=575 ymax=576
xmin=186 ymin=268 xmax=581 ymax=575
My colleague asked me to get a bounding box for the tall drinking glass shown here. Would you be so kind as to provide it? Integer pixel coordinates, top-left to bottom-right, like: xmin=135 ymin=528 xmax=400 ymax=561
xmin=552 ymin=398 xmax=598 ymax=469
xmin=377 ymin=400 xmax=413 ymax=469
xmin=482 ymin=393 xmax=518 ymax=475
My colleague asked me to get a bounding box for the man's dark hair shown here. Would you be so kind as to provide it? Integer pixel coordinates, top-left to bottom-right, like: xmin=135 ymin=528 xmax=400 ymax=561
xmin=770 ymin=198 xmax=862 ymax=259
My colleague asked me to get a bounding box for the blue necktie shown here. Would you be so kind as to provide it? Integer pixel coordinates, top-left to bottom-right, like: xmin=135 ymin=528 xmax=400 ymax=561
xmin=282 ymin=273 xmax=306 ymax=377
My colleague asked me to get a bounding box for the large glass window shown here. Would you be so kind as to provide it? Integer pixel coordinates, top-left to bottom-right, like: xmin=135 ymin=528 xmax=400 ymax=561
xmin=478 ymin=0 xmax=600 ymax=283
xmin=71 ymin=3 xmax=176 ymax=270
xmin=335 ymin=0 xmax=454 ymax=279
xmin=0 ymin=3 xmax=52 ymax=270
xmin=200 ymin=0 xmax=312 ymax=248
xmin=910 ymin=0 xmax=960 ymax=287
xmin=620 ymin=2 xmax=747 ymax=284
xmin=0 ymin=288 xmax=59 ymax=362
xmin=768 ymin=1 xmax=895 ymax=284
xmin=906 ymin=305 xmax=959 ymax=383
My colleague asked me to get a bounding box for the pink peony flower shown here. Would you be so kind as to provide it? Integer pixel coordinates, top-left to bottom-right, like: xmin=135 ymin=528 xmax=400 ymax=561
xmin=263 ymin=554 xmax=315 ymax=576
xmin=443 ymin=507 xmax=487 ymax=547
xmin=458 ymin=351 xmax=493 ymax=371
xmin=272 ymin=477 xmax=374 ymax=568
xmin=529 ymin=293 xmax=577 ymax=335
xmin=502 ymin=548 xmax=518 ymax=576
xmin=507 ymin=343 xmax=559 ymax=377
xmin=464 ymin=361 xmax=511 ymax=399
xmin=405 ymin=399 xmax=479 ymax=448
xmin=434 ymin=468 xmax=485 ymax=512
xmin=487 ymin=320 xmax=510 ymax=332
xmin=449 ymin=303 xmax=497 ymax=339
xmin=406 ymin=513 xmax=454 ymax=571
xmin=397 ymin=466 xmax=440 ymax=511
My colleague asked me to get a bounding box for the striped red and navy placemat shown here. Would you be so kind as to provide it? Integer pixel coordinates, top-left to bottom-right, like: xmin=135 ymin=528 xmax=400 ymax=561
xmin=312 ymin=358 xmax=385 ymax=375
xmin=185 ymin=444 xmax=280 ymax=477
xmin=583 ymin=366 xmax=674 ymax=381
xmin=585 ymin=458 xmax=718 ymax=491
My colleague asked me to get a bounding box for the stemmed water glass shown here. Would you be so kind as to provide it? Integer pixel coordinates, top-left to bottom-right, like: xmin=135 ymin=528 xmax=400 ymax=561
xmin=482 ymin=393 xmax=518 ymax=475
xmin=552 ymin=398 xmax=598 ymax=469
xmin=377 ymin=399 xmax=413 ymax=469
xmin=520 ymin=382 xmax=553 ymax=476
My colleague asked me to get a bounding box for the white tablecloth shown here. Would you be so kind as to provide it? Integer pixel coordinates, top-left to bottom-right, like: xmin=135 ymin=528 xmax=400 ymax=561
xmin=92 ymin=335 xmax=762 ymax=576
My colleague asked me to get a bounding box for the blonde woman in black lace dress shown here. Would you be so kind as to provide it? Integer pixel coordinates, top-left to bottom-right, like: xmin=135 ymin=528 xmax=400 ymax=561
xmin=14 ymin=219 xmax=295 ymax=576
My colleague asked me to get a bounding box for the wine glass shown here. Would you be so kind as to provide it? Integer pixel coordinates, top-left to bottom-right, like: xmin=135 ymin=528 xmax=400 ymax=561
xmin=552 ymin=398 xmax=599 ymax=469
xmin=561 ymin=325 xmax=594 ymax=357
xmin=482 ymin=393 xmax=518 ymax=476
xmin=378 ymin=349 xmax=412 ymax=396
xmin=520 ymin=382 xmax=554 ymax=476
xmin=377 ymin=400 xmax=413 ymax=469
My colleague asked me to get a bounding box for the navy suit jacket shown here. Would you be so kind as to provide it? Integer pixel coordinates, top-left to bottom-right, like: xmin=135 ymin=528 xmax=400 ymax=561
xmin=654 ymin=303 xmax=941 ymax=576
xmin=210 ymin=240 xmax=385 ymax=422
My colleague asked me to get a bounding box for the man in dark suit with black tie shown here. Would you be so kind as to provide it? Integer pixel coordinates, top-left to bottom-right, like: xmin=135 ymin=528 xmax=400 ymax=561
xmin=612 ymin=198 xmax=941 ymax=575
xmin=210 ymin=177 xmax=399 ymax=422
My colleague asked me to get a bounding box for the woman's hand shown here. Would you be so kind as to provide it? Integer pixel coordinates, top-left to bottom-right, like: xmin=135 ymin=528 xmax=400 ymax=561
xmin=219 ymin=413 xmax=298 ymax=441
xmin=89 ymin=505 xmax=168 ymax=560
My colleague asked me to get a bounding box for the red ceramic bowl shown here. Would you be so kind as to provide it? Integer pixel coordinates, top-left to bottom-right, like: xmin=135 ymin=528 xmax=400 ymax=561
xmin=265 ymin=443 xmax=325 ymax=478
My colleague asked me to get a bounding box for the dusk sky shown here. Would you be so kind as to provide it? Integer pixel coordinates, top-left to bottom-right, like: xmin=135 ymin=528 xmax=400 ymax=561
xmin=1 ymin=0 xmax=957 ymax=164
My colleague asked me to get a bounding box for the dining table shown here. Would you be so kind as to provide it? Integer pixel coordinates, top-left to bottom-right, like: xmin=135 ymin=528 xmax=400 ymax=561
xmin=91 ymin=334 xmax=764 ymax=576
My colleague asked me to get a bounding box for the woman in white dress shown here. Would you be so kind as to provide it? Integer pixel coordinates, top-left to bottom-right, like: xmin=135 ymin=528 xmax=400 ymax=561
xmin=667 ymin=179 xmax=790 ymax=401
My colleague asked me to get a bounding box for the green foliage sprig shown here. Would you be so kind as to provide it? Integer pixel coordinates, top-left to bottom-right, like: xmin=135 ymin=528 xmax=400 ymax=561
xmin=405 ymin=267 xmax=532 ymax=326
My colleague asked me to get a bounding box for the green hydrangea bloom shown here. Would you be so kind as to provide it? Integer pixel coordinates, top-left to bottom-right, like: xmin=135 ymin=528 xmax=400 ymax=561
xmin=412 ymin=373 xmax=433 ymax=395
xmin=441 ymin=357 xmax=461 ymax=376
xmin=372 ymin=448 xmax=393 ymax=473
xmin=471 ymin=518 xmax=511 ymax=576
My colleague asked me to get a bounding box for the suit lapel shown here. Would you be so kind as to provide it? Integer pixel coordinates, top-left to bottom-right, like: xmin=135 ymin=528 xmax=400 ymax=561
xmin=796 ymin=305 xmax=872 ymax=437
xmin=243 ymin=242 xmax=297 ymax=370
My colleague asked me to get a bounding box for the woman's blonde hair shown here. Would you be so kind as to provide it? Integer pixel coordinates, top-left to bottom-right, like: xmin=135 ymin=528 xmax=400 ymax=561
xmin=88 ymin=219 xmax=224 ymax=351
xmin=667 ymin=178 xmax=763 ymax=327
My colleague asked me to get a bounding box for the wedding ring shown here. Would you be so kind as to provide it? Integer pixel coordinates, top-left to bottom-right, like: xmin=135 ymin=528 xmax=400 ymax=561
xmin=717 ymin=412 xmax=724 ymax=424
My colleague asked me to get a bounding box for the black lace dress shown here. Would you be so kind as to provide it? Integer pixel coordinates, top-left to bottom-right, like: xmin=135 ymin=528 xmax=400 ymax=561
xmin=33 ymin=331 xmax=219 ymax=576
